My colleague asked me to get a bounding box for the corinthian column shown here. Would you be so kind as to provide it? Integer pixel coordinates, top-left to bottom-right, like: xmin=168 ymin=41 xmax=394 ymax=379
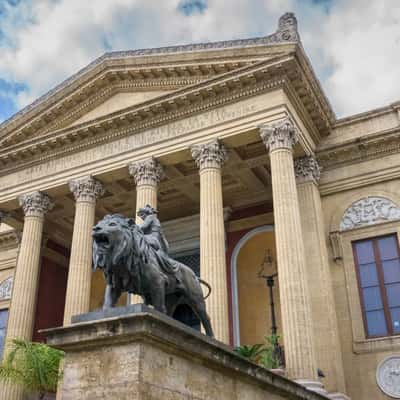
xmin=259 ymin=119 xmax=318 ymax=384
xmin=1 ymin=191 xmax=53 ymax=400
xmin=63 ymin=176 xmax=104 ymax=325
xmin=128 ymin=158 xmax=164 ymax=304
xmin=295 ymin=156 xmax=346 ymax=395
xmin=191 ymin=139 xmax=229 ymax=343
xmin=128 ymin=157 xmax=164 ymax=223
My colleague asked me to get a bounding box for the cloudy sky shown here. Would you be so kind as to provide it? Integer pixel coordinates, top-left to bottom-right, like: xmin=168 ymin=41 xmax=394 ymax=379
xmin=0 ymin=0 xmax=399 ymax=123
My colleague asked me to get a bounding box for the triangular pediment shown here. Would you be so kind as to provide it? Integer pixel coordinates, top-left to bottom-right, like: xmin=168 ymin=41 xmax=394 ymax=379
xmin=0 ymin=12 xmax=302 ymax=151
xmin=66 ymin=90 xmax=173 ymax=128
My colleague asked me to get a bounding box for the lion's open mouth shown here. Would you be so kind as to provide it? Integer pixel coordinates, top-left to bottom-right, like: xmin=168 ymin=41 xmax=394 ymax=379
xmin=93 ymin=233 xmax=110 ymax=248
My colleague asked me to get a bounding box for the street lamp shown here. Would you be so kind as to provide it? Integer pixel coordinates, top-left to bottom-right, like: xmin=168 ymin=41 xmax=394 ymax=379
xmin=257 ymin=249 xmax=285 ymax=367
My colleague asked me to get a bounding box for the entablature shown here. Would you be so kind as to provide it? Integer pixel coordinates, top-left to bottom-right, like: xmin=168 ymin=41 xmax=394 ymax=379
xmin=0 ymin=52 xmax=333 ymax=176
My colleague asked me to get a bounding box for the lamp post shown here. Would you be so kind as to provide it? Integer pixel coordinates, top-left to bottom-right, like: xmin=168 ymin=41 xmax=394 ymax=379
xmin=258 ymin=249 xmax=285 ymax=367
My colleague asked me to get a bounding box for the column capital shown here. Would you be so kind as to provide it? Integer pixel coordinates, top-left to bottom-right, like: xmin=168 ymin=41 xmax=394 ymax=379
xmin=128 ymin=157 xmax=164 ymax=186
xmin=69 ymin=176 xmax=105 ymax=203
xmin=259 ymin=118 xmax=298 ymax=152
xmin=294 ymin=155 xmax=321 ymax=184
xmin=18 ymin=191 xmax=54 ymax=217
xmin=191 ymin=139 xmax=228 ymax=170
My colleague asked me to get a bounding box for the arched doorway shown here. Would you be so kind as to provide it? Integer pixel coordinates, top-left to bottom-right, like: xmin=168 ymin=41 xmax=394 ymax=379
xmin=231 ymin=226 xmax=282 ymax=346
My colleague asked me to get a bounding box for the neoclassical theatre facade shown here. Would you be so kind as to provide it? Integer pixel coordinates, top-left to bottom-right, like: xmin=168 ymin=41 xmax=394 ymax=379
xmin=0 ymin=12 xmax=399 ymax=400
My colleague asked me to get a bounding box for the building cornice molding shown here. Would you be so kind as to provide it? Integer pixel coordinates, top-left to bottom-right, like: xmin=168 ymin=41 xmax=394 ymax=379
xmin=0 ymin=54 xmax=333 ymax=175
xmin=317 ymin=127 xmax=400 ymax=170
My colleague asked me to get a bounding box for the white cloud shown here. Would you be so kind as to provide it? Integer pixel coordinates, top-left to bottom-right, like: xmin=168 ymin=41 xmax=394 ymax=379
xmin=0 ymin=0 xmax=399 ymax=118
xmin=308 ymin=0 xmax=400 ymax=116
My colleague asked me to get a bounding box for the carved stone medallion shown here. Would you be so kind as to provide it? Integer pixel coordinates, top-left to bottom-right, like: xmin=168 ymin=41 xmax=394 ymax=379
xmin=340 ymin=197 xmax=400 ymax=231
xmin=376 ymin=355 xmax=400 ymax=398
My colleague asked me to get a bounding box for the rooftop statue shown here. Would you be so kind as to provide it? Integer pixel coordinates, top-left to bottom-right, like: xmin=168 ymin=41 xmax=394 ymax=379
xmin=92 ymin=206 xmax=214 ymax=337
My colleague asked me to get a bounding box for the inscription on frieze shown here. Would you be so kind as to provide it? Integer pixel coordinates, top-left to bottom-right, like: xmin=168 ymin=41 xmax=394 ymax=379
xmin=1 ymin=96 xmax=264 ymax=195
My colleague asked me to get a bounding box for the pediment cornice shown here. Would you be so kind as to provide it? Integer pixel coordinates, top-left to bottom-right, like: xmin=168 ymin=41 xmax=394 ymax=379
xmin=0 ymin=12 xmax=302 ymax=148
xmin=0 ymin=51 xmax=335 ymax=175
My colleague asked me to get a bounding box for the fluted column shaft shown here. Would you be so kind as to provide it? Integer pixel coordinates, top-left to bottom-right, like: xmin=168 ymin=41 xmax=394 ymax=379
xmin=128 ymin=158 xmax=163 ymax=303
xmin=1 ymin=191 xmax=53 ymax=400
xmin=295 ymin=156 xmax=346 ymax=393
xmin=63 ymin=177 xmax=104 ymax=325
xmin=191 ymin=140 xmax=229 ymax=343
xmin=260 ymin=119 xmax=317 ymax=381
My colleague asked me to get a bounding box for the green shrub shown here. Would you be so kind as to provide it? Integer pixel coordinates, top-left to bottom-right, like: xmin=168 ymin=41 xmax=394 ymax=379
xmin=234 ymin=334 xmax=284 ymax=369
xmin=0 ymin=339 xmax=64 ymax=399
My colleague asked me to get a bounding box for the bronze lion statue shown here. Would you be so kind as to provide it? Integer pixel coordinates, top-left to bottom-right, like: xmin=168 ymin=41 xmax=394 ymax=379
xmin=92 ymin=214 xmax=214 ymax=337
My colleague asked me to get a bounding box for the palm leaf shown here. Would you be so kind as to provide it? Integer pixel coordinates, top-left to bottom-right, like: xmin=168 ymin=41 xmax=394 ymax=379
xmin=0 ymin=339 xmax=64 ymax=396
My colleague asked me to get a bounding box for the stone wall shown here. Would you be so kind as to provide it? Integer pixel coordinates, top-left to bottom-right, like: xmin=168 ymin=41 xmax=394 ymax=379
xmin=45 ymin=306 xmax=330 ymax=400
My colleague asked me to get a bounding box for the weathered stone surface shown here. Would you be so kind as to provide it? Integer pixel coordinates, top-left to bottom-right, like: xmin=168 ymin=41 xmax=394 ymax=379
xmin=45 ymin=309 xmax=329 ymax=400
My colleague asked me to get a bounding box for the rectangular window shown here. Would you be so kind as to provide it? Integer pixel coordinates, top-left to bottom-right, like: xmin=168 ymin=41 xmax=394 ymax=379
xmin=353 ymin=234 xmax=400 ymax=337
xmin=0 ymin=309 xmax=9 ymax=359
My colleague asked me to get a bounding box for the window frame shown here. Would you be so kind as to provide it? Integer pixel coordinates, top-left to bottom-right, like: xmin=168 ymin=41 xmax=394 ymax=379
xmin=338 ymin=220 xmax=400 ymax=354
xmin=352 ymin=234 xmax=400 ymax=338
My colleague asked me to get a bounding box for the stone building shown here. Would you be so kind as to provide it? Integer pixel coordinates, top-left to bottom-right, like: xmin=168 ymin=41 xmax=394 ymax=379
xmin=0 ymin=12 xmax=399 ymax=400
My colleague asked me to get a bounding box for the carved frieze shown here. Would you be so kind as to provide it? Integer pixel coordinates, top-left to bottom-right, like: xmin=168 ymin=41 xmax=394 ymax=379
xmin=376 ymin=356 xmax=400 ymax=398
xmin=69 ymin=176 xmax=105 ymax=203
xmin=191 ymin=139 xmax=228 ymax=170
xmin=340 ymin=197 xmax=400 ymax=231
xmin=128 ymin=158 xmax=164 ymax=186
xmin=18 ymin=191 xmax=54 ymax=217
xmin=259 ymin=118 xmax=298 ymax=152
xmin=294 ymin=156 xmax=321 ymax=184
xmin=0 ymin=277 xmax=13 ymax=300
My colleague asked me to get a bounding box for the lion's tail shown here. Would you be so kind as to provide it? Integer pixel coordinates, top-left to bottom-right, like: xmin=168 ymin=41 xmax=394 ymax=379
xmin=199 ymin=278 xmax=212 ymax=299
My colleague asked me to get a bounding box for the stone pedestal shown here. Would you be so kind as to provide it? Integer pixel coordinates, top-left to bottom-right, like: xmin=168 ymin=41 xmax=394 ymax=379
xmin=44 ymin=305 xmax=330 ymax=400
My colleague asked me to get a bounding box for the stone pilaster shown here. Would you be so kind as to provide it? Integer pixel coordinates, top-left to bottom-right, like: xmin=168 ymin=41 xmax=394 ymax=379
xmin=259 ymin=119 xmax=318 ymax=383
xmin=1 ymin=191 xmax=53 ymax=400
xmin=128 ymin=158 xmax=164 ymax=304
xmin=295 ymin=156 xmax=346 ymax=394
xmin=191 ymin=139 xmax=229 ymax=343
xmin=63 ymin=176 xmax=104 ymax=325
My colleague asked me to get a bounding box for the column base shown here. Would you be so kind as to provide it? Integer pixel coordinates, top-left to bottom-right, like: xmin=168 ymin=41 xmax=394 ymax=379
xmin=295 ymin=379 xmax=328 ymax=396
xmin=328 ymin=393 xmax=351 ymax=400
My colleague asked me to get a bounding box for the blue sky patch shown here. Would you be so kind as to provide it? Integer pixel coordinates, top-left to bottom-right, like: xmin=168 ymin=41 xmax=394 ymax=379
xmin=177 ymin=0 xmax=207 ymax=16
xmin=0 ymin=79 xmax=27 ymax=122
